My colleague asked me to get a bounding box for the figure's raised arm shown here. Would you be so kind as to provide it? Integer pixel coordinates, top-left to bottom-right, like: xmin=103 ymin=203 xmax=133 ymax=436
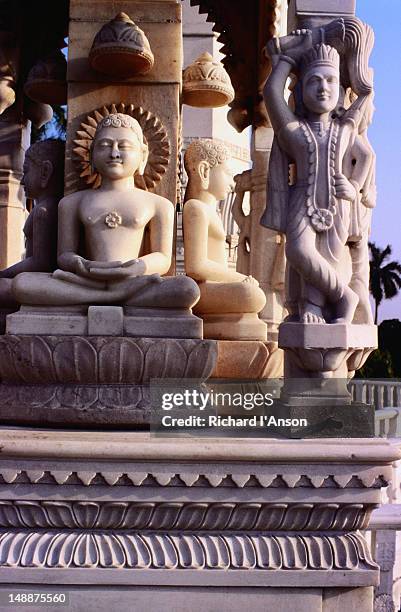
xmin=263 ymin=30 xmax=312 ymax=134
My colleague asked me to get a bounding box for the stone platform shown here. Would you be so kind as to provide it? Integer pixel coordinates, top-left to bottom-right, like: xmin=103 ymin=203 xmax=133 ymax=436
xmin=0 ymin=431 xmax=398 ymax=611
xmin=6 ymin=305 xmax=203 ymax=339
xmin=0 ymin=336 xmax=284 ymax=429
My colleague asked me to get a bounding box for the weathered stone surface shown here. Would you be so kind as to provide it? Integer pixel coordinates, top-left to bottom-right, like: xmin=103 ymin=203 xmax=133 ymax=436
xmin=0 ymin=336 xmax=217 ymax=383
xmin=270 ymin=401 xmax=375 ymax=438
xmin=0 ymin=384 xmax=152 ymax=428
xmin=88 ymin=306 xmax=124 ymax=336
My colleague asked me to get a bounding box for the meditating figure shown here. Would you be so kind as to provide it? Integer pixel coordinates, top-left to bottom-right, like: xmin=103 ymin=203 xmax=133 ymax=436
xmin=12 ymin=113 xmax=199 ymax=310
xmin=0 ymin=139 xmax=64 ymax=308
xmin=183 ymin=139 xmax=267 ymax=340
xmin=261 ymin=33 xmax=375 ymax=325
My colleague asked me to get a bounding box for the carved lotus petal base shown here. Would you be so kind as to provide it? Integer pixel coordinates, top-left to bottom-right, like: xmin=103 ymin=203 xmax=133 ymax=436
xmin=211 ymin=340 xmax=283 ymax=379
xmin=0 ymin=384 xmax=153 ymax=429
xmin=0 ymin=336 xmax=217 ymax=384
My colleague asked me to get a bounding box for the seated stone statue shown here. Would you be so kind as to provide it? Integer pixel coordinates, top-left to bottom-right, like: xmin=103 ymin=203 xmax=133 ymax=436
xmin=0 ymin=139 xmax=64 ymax=309
xmin=183 ymin=139 xmax=267 ymax=340
xmin=12 ymin=114 xmax=199 ymax=314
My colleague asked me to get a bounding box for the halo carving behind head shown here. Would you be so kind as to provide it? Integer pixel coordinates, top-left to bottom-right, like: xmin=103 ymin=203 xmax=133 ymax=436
xmin=73 ymin=103 xmax=170 ymax=190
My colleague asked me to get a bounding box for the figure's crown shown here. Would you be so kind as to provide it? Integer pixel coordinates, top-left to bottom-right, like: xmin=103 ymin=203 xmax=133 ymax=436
xmin=300 ymin=44 xmax=340 ymax=77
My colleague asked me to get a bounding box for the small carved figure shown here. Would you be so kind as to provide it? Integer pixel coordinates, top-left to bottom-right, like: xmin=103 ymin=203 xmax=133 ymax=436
xmin=12 ymin=113 xmax=199 ymax=309
xmin=183 ymin=139 xmax=266 ymax=340
xmin=261 ymin=31 xmax=375 ymax=325
xmin=0 ymin=139 xmax=64 ymax=307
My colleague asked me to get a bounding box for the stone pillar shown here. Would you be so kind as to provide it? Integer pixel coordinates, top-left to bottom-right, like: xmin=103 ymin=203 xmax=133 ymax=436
xmin=0 ymin=431 xmax=398 ymax=611
xmin=0 ymin=102 xmax=28 ymax=268
xmin=231 ymin=0 xmax=288 ymax=343
xmin=65 ymin=0 xmax=182 ymax=205
xmin=0 ymin=27 xmax=28 ymax=269
xmin=248 ymin=126 xmax=286 ymax=340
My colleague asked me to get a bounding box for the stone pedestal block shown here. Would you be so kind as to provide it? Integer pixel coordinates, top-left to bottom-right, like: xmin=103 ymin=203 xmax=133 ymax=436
xmin=201 ymin=312 xmax=267 ymax=342
xmin=279 ymin=322 xmax=377 ymax=378
xmin=0 ymin=432 xmax=398 ymax=611
xmin=6 ymin=305 xmax=203 ymax=339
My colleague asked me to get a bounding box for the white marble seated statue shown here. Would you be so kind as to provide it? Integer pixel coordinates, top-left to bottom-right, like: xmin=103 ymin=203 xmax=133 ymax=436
xmin=12 ymin=113 xmax=199 ymax=311
xmin=0 ymin=139 xmax=64 ymax=308
xmin=261 ymin=32 xmax=375 ymax=325
xmin=183 ymin=139 xmax=267 ymax=340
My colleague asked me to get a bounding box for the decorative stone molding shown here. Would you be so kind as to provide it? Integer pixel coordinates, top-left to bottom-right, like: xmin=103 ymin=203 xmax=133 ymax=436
xmin=73 ymin=103 xmax=170 ymax=191
xmin=0 ymin=531 xmax=377 ymax=572
xmin=89 ymin=12 xmax=154 ymax=77
xmin=0 ymin=464 xmax=390 ymax=490
xmin=0 ymin=501 xmax=375 ymax=532
xmin=285 ymin=346 xmax=375 ymax=378
xmin=0 ymin=436 xmax=397 ymax=594
xmin=182 ymin=52 xmax=234 ymax=108
xmin=0 ymin=336 xmax=216 ymax=384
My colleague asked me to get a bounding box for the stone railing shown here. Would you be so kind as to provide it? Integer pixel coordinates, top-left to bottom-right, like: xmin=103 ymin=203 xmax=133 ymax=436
xmin=350 ymin=379 xmax=401 ymax=410
xmin=375 ymin=408 xmax=401 ymax=438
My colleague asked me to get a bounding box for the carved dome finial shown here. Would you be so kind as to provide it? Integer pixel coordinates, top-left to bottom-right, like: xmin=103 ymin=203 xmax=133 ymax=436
xmin=24 ymin=50 xmax=67 ymax=106
xmin=183 ymin=52 xmax=234 ymax=108
xmin=89 ymin=12 xmax=154 ymax=78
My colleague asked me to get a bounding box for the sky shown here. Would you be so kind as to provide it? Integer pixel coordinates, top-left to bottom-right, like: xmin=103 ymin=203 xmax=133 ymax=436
xmin=355 ymin=0 xmax=401 ymax=322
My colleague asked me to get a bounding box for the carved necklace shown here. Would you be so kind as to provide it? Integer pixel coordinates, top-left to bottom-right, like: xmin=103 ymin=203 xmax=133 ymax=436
xmin=104 ymin=211 xmax=122 ymax=229
xmin=300 ymin=119 xmax=339 ymax=233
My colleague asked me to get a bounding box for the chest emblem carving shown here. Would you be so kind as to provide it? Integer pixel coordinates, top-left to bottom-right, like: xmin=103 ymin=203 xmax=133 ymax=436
xmin=104 ymin=211 xmax=122 ymax=228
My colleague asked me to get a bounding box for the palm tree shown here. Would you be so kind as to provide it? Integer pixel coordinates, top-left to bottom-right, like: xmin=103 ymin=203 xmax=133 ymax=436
xmin=369 ymin=242 xmax=401 ymax=324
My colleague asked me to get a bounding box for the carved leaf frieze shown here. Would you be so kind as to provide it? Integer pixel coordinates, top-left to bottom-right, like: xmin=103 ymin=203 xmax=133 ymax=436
xmin=0 ymin=531 xmax=378 ymax=571
xmin=0 ymin=501 xmax=375 ymax=532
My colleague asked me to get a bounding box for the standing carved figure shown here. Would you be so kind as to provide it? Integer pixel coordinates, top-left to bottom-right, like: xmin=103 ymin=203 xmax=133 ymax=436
xmin=261 ymin=30 xmax=375 ymax=325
